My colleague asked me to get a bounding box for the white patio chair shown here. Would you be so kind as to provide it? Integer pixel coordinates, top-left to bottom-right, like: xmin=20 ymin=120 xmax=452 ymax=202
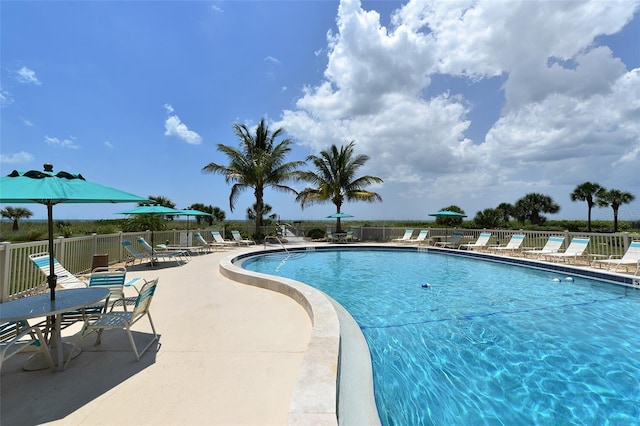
xmin=64 ymin=278 xmax=159 ymax=368
xmin=1 ymin=320 xmax=55 ymax=372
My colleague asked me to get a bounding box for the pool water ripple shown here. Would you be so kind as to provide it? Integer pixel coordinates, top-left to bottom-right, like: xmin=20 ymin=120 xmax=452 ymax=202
xmin=242 ymin=250 xmax=640 ymax=425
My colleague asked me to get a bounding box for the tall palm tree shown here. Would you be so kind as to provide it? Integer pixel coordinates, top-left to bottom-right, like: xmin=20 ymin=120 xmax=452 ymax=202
xmin=296 ymin=141 xmax=383 ymax=233
xmin=570 ymin=182 xmax=604 ymax=232
xmin=514 ymin=193 xmax=560 ymax=225
xmin=597 ymin=189 xmax=635 ymax=232
xmin=0 ymin=206 xmax=33 ymax=231
xmin=202 ymin=118 xmax=304 ymax=239
xmin=246 ymin=202 xmax=277 ymax=221
xmin=496 ymin=202 xmax=514 ymax=224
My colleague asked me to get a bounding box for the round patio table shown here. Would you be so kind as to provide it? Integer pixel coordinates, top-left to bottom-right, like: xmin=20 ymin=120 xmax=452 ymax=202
xmin=0 ymin=287 xmax=109 ymax=371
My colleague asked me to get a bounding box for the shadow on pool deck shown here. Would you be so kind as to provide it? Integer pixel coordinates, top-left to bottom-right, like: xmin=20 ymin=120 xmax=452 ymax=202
xmin=0 ymin=246 xmax=312 ymax=426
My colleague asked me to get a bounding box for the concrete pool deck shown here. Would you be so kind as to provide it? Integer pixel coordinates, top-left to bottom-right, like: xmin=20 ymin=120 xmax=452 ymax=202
xmin=1 ymin=241 xmax=636 ymax=426
xmin=0 ymin=244 xmax=317 ymax=426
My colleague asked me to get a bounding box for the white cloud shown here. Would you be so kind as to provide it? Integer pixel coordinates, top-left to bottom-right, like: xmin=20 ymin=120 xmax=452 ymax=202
xmin=163 ymin=104 xmax=202 ymax=145
xmin=44 ymin=135 xmax=80 ymax=149
xmin=16 ymin=66 xmax=41 ymax=85
xmin=277 ymin=0 xmax=640 ymax=219
xmin=264 ymin=56 xmax=281 ymax=64
xmin=0 ymin=151 xmax=34 ymax=164
xmin=21 ymin=118 xmax=33 ymax=126
xmin=0 ymin=88 xmax=13 ymax=107
xmin=104 ymin=141 xmax=114 ymax=149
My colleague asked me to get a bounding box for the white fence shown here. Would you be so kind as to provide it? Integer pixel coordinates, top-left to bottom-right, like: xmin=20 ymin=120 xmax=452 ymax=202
xmin=0 ymin=229 xmax=221 ymax=301
xmin=1 ymin=227 xmax=637 ymax=301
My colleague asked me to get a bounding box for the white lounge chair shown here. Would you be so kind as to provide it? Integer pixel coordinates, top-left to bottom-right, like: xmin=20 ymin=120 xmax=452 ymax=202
xmin=137 ymin=237 xmax=188 ymax=265
xmin=392 ymin=230 xmax=413 ymax=243
xmin=435 ymin=232 xmax=464 ymax=249
xmin=400 ymin=230 xmax=431 ymax=245
xmin=231 ymin=230 xmax=256 ymax=246
xmin=29 ymin=252 xmax=87 ymax=290
xmin=65 ymin=278 xmax=159 ymax=368
xmin=121 ymin=241 xmax=150 ymax=266
xmin=522 ymin=236 xmax=565 ymax=259
xmin=211 ymin=231 xmax=238 ymax=247
xmin=489 ymin=235 xmax=525 ymax=255
xmin=459 ymin=233 xmax=492 ymax=250
xmin=544 ymin=238 xmax=590 ymax=264
xmin=593 ymin=241 xmax=640 ymax=275
xmin=194 ymin=232 xmax=224 ymax=251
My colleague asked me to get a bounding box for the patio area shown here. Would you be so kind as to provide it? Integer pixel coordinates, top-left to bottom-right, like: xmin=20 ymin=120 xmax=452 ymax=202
xmin=0 ymin=246 xmax=312 ymax=426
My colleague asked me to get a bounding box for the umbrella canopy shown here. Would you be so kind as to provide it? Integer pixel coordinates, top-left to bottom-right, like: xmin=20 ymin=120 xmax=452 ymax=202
xmin=118 ymin=205 xmax=181 ymax=215
xmin=118 ymin=205 xmax=182 ymax=250
xmin=326 ymin=212 xmax=353 ymax=233
xmin=0 ymin=164 xmax=148 ymax=300
xmin=428 ymin=210 xmax=467 ymax=218
xmin=326 ymin=212 xmax=354 ymax=218
xmin=174 ymin=209 xmax=212 ymax=242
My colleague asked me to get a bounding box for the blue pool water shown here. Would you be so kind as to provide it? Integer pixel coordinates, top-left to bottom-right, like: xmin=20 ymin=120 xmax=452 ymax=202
xmin=242 ymin=249 xmax=640 ymax=425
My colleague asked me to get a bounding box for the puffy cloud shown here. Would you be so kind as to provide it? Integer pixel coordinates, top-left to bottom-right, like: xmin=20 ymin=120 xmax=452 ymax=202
xmin=16 ymin=66 xmax=41 ymax=85
xmin=278 ymin=0 xmax=639 ymax=217
xmin=163 ymin=104 xmax=202 ymax=145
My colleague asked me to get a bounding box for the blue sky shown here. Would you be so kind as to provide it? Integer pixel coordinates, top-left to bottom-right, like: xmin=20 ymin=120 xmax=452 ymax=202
xmin=1 ymin=0 xmax=639 ymax=223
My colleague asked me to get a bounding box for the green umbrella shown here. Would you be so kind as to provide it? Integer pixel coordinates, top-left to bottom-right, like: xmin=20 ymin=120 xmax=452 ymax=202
xmin=428 ymin=210 xmax=467 ymax=218
xmin=118 ymin=205 xmax=182 ymax=253
xmin=0 ymin=164 xmax=149 ymax=300
xmin=326 ymin=212 xmax=354 ymax=218
xmin=326 ymin=212 xmax=353 ymax=233
xmin=174 ymin=209 xmax=212 ymax=243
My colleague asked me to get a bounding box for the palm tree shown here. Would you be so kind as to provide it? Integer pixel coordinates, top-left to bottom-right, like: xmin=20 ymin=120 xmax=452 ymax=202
xmin=0 ymin=206 xmax=33 ymax=231
xmin=597 ymin=189 xmax=635 ymax=232
xmin=143 ymin=195 xmax=176 ymax=209
xmin=514 ymin=193 xmax=560 ymax=225
xmin=473 ymin=208 xmax=502 ymax=228
xmin=202 ymin=118 xmax=304 ymax=239
xmin=188 ymin=203 xmax=225 ymax=226
xmin=246 ymin=202 xmax=277 ymax=221
xmin=496 ymin=202 xmax=514 ymax=224
xmin=296 ymin=141 xmax=383 ymax=233
xmin=570 ymin=182 xmax=604 ymax=232
xmin=211 ymin=206 xmax=226 ymax=224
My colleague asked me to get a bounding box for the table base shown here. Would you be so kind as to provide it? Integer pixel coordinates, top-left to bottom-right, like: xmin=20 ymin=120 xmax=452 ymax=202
xmin=22 ymin=342 xmax=81 ymax=371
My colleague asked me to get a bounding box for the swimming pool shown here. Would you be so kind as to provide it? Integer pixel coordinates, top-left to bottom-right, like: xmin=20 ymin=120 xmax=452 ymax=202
xmin=242 ymin=248 xmax=640 ymax=425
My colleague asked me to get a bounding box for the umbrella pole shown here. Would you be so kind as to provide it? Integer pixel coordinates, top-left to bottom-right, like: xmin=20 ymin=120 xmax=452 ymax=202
xmin=47 ymin=203 xmax=57 ymax=301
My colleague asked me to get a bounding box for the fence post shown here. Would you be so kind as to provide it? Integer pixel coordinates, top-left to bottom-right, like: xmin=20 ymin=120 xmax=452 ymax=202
xmin=118 ymin=231 xmax=124 ymax=262
xmin=56 ymin=236 xmax=66 ymax=266
xmin=0 ymin=241 xmax=12 ymax=302
xmin=91 ymin=233 xmax=98 ymax=255
xmin=621 ymin=232 xmax=630 ymax=251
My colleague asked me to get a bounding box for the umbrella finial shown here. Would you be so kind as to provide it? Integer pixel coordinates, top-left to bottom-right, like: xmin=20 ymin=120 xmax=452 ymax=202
xmin=44 ymin=163 xmax=53 ymax=172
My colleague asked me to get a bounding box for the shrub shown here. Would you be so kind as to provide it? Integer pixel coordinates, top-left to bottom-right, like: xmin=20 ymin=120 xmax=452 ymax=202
xmin=307 ymin=228 xmax=326 ymax=240
xmin=26 ymin=230 xmax=42 ymax=241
